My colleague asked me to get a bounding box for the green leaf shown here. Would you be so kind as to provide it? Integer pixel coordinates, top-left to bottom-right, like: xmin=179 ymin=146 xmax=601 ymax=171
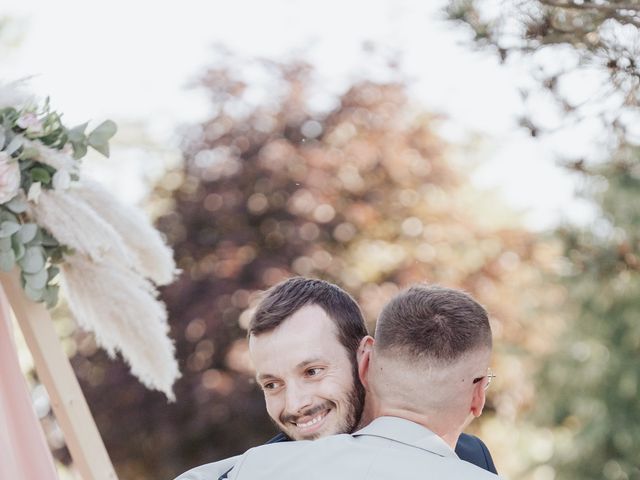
xmin=67 ymin=122 xmax=88 ymax=141
xmin=18 ymin=246 xmax=45 ymax=274
xmin=5 ymin=135 xmax=22 ymax=156
xmin=42 ymin=284 xmax=59 ymax=308
xmin=39 ymin=230 xmax=57 ymax=247
xmin=30 ymin=167 xmax=51 ymax=184
xmin=0 ymin=210 xmax=18 ymax=224
xmin=47 ymin=265 xmax=60 ymax=281
xmin=0 ymin=249 xmax=15 ymax=271
xmin=5 ymin=195 xmax=28 ymax=214
xmin=11 ymin=236 xmax=25 ymax=261
xmin=24 ymin=268 xmax=48 ymax=290
xmin=0 ymin=221 xmax=20 ymax=238
xmin=0 ymin=237 xmax=11 ymax=251
xmin=19 ymin=146 xmax=39 ymax=161
xmin=88 ymin=120 xmax=117 ymax=157
xmin=23 ymin=282 xmax=44 ymax=302
xmin=71 ymin=141 xmax=88 ymax=160
xmin=17 ymin=223 xmax=38 ymax=244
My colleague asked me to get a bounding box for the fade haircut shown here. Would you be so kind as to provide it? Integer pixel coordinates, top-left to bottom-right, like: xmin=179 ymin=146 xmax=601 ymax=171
xmin=249 ymin=277 xmax=369 ymax=364
xmin=375 ymin=284 xmax=491 ymax=361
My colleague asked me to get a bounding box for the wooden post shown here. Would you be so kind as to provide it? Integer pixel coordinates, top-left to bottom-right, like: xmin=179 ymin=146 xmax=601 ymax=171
xmin=0 ymin=271 xmax=118 ymax=480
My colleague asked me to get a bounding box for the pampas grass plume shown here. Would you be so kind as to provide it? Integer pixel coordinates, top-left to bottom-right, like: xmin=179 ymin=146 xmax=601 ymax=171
xmin=29 ymin=189 xmax=132 ymax=267
xmin=73 ymin=180 xmax=177 ymax=285
xmin=61 ymin=254 xmax=180 ymax=400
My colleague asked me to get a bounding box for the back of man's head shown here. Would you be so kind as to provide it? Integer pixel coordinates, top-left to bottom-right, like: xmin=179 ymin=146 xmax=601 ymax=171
xmin=368 ymin=284 xmax=492 ymax=436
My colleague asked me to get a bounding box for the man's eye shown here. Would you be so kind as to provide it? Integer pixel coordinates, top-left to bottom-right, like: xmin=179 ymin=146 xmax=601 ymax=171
xmin=263 ymin=382 xmax=277 ymax=391
xmin=306 ymin=367 xmax=323 ymax=377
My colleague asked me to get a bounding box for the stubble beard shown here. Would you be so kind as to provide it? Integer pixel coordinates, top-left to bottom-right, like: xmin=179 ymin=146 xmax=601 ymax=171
xmin=277 ymin=366 xmax=366 ymax=441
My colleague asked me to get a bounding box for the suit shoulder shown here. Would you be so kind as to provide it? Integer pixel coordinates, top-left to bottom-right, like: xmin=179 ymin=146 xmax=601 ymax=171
xmin=173 ymin=455 xmax=241 ymax=480
xmin=456 ymin=433 xmax=498 ymax=474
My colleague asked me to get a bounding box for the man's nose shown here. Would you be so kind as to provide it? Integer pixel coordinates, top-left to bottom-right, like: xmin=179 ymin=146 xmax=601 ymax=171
xmin=284 ymin=380 xmax=313 ymax=415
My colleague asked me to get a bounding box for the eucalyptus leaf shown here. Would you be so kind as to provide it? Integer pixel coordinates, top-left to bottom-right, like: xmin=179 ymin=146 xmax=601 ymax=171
xmin=0 ymin=237 xmax=11 ymax=251
xmin=23 ymin=282 xmax=44 ymax=302
xmin=0 ymin=210 xmax=17 ymax=224
xmin=0 ymin=127 xmax=5 ymax=148
xmin=18 ymin=223 xmax=38 ymax=244
xmin=5 ymin=135 xmax=23 ymax=156
xmin=30 ymin=167 xmax=51 ymax=184
xmin=26 ymin=229 xmax=44 ymax=246
xmin=71 ymin=141 xmax=87 ymax=160
xmin=0 ymin=221 xmax=20 ymax=238
xmin=0 ymin=249 xmax=15 ymax=271
xmin=40 ymin=230 xmax=58 ymax=247
xmin=43 ymin=285 xmax=59 ymax=308
xmin=67 ymin=122 xmax=88 ymax=141
xmin=88 ymin=120 xmax=117 ymax=157
xmin=88 ymin=139 xmax=109 ymax=157
xmin=47 ymin=265 xmax=60 ymax=281
xmin=19 ymin=146 xmax=39 ymax=160
xmin=11 ymin=236 xmax=25 ymax=261
xmin=88 ymin=120 xmax=117 ymax=143
xmin=18 ymin=246 xmax=45 ymax=274
xmin=5 ymin=195 xmax=28 ymax=214
xmin=24 ymin=268 xmax=48 ymax=290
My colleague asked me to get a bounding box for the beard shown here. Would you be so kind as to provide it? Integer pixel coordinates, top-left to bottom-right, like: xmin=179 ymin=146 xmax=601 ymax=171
xmin=276 ymin=365 xmax=366 ymax=440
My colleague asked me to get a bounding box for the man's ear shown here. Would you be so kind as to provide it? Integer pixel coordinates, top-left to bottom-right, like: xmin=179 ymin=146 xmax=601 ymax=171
xmin=357 ymin=336 xmax=374 ymax=389
xmin=469 ymin=380 xmax=487 ymax=418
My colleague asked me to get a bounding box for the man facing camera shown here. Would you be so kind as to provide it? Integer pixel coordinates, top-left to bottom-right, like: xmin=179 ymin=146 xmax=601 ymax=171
xmin=175 ymin=279 xmax=497 ymax=479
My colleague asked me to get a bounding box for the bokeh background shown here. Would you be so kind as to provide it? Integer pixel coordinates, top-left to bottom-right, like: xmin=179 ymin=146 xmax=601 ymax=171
xmin=3 ymin=1 xmax=640 ymax=479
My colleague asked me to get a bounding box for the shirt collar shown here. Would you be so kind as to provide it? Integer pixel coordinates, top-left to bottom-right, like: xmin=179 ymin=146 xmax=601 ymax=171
xmin=352 ymin=416 xmax=458 ymax=459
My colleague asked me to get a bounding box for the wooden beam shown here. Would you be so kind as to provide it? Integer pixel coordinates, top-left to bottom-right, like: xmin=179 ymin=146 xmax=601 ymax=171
xmin=0 ymin=271 xmax=118 ymax=480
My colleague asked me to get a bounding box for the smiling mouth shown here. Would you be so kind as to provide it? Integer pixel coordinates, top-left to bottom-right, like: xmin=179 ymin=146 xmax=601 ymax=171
xmin=293 ymin=409 xmax=330 ymax=430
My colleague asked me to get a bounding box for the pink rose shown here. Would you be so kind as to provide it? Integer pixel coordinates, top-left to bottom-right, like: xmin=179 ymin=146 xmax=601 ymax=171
xmin=0 ymin=152 xmax=21 ymax=203
xmin=16 ymin=112 xmax=43 ymax=135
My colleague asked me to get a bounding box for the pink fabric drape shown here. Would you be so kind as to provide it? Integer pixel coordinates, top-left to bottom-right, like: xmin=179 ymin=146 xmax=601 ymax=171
xmin=0 ymin=288 xmax=59 ymax=480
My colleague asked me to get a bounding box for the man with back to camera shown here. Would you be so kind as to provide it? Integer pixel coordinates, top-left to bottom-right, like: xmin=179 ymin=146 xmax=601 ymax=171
xmin=175 ymin=278 xmax=497 ymax=479
xmin=227 ymin=282 xmax=499 ymax=479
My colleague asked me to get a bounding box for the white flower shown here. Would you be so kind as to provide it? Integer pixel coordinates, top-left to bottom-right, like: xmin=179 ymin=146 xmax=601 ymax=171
xmin=16 ymin=112 xmax=43 ymax=134
xmin=27 ymin=181 xmax=42 ymax=203
xmin=0 ymin=151 xmax=21 ymax=203
xmin=52 ymin=169 xmax=71 ymax=191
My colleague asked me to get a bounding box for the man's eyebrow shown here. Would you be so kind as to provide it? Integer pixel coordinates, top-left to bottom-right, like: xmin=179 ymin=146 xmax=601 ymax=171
xmin=295 ymin=357 xmax=325 ymax=370
xmin=255 ymin=358 xmax=327 ymax=382
xmin=256 ymin=372 xmax=276 ymax=383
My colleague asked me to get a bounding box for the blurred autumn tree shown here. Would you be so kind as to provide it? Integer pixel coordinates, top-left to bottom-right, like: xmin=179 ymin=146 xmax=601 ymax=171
xmin=448 ymin=1 xmax=640 ymax=479
xmin=65 ymin=57 xmax=560 ymax=479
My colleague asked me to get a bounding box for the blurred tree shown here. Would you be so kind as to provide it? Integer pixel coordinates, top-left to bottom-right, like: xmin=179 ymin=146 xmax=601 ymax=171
xmin=447 ymin=0 xmax=640 ymax=139
xmin=532 ymin=153 xmax=640 ymax=480
xmin=448 ymin=1 xmax=640 ymax=478
xmin=64 ymin=58 xmax=559 ymax=479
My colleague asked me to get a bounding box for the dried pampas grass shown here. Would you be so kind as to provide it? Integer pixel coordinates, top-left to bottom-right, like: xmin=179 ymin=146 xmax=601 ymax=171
xmin=61 ymin=254 xmax=180 ymax=399
xmin=25 ymin=140 xmax=79 ymax=175
xmin=72 ymin=180 xmax=177 ymax=285
xmin=28 ymin=189 xmax=132 ymax=267
xmin=0 ymin=80 xmax=33 ymax=110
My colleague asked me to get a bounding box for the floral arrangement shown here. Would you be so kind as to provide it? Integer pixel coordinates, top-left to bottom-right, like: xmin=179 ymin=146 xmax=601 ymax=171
xmin=0 ymin=99 xmax=115 ymax=306
xmin=0 ymin=83 xmax=180 ymax=399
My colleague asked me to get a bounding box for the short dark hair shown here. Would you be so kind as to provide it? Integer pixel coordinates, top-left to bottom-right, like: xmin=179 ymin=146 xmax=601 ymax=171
xmin=249 ymin=277 xmax=369 ymax=362
xmin=375 ymin=284 xmax=491 ymax=360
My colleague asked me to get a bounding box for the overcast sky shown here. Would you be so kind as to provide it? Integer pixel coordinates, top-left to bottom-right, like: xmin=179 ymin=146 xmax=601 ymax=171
xmin=3 ymin=0 xmax=591 ymax=229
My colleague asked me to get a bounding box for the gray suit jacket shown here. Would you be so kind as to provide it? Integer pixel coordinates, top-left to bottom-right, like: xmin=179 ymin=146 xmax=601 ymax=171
xmin=174 ymin=456 xmax=239 ymax=480
xmin=227 ymin=416 xmax=501 ymax=480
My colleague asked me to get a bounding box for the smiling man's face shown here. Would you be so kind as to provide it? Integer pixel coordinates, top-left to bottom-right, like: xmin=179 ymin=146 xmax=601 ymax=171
xmin=249 ymin=304 xmax=363 ymax=440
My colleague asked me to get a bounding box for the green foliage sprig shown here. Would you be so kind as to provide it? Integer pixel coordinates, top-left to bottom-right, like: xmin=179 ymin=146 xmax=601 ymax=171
xmin=0 ymin=99 xmax=117 ymax=307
